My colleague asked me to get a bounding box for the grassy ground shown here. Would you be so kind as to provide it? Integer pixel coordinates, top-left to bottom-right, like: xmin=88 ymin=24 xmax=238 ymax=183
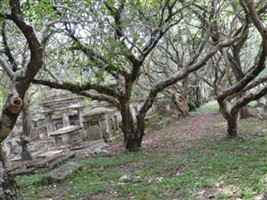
xmin=16 ymin=102 xmax=267 ymax=199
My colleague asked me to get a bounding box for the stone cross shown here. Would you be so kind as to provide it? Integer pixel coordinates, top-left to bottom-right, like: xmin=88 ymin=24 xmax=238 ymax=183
xmin=17 ymin=136 xmax=32 ymax=160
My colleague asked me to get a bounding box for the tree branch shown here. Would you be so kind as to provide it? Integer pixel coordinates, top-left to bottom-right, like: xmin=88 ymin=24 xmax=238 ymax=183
xmin=32 ymin=79 xmax=120 ymax=107
xmin=1 ymin=21 xmax=18 ymax=71
xmin=0 ymin=56 xmax=14 ymax=77
xmin=246 ymin=0 xmax=267 ymax=38
xmin=32 ymin=79 xmax=120 ymax=99
xmin=139 ymin=26 xmax=246 ymax=115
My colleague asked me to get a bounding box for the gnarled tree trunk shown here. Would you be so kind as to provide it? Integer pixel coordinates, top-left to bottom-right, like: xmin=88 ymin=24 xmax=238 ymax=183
xmin=226 ymin=114 xmax=238 ymax=138
xmin=0 ymin=0 xmax=44 ymax=197
xmin=120 ymin=103 xmax=136 ymax=151
xmin=0 ymin=160 xmax=21 ymax=200
xmin=219 ymin=101 xmax=239 ymax=138
xmin=0 ymin=95 xmax=24 ymax=200
xmin=172 ymin=94 xmax=189 ymax=118
xmin=120 ymin=102 xmax=146 ymax=152
xmin=124 ymin=115 xmax=146 ymax=152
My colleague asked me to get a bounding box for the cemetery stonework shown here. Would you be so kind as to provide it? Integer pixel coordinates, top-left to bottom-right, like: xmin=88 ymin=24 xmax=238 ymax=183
xmin=1 ymin=93 xmax=179 ymax=176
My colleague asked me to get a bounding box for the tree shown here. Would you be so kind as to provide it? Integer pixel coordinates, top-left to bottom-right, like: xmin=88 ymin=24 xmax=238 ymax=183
xmin=0 ymin=1 xmax=43 ymax=198
xmin=139 ymin=20 xmax=212 ymax=117
xmin=0 ymin=0 xmax=75 ymax=198
xmin=140 ymin=30 xmax=192 ymax=117
xmin=33 ymin=0 xmax=189 ymax=151
xmin=186 ymin=0 xmax=267 ymax=138
xmin=33 ymin=1 xmax=245 ymax=151
xmin=210 ymin=0 xmax=267 ymax=138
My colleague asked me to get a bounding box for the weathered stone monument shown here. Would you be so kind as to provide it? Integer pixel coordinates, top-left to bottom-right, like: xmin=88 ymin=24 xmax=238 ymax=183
xmin=42 ymin=95 xmax=85 ymax=135
xmin=83 ymin=106 xmax=119 ymax=141
xmin=50 ymin=125 xmax=82 ymax=145
xmin=42 ymin=95 xmax=85 ymax=146
xmin=17 ymin=136 xmax=32 ymax=160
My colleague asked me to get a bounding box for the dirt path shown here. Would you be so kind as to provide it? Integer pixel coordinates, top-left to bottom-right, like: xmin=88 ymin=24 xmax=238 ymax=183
xmin=23 ymin=109 xmax=265 ymax=200
xmin=107 ymin=111 xmax=226 ymax=155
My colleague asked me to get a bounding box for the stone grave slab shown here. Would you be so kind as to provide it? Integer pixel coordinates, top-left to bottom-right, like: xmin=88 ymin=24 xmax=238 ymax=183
xmin=48 ymin=153 xmax=75 ymax=170
xmin=9 ymin=153 xmax=75 ymax=175
xmin=34 ymin=154 xmax=62 ymax=169
xmin=11 ymin=167 xmax=36 ymax=176
xmin=36 ymin=150 xmax=64 ymax=158
xmin=34 ymin=153 xmax=75 ymax=169
xmin=10 ymin=156 xmax=22 ymax=162
xmin=45 ymin=162 xmax=83 ymax=182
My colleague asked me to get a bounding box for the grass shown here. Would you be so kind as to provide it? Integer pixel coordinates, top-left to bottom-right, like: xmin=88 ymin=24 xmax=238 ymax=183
xmin=193 ymin=100 xmax=220 ymax=115
xmin=16 ymin=101 xmax=267 ymax=199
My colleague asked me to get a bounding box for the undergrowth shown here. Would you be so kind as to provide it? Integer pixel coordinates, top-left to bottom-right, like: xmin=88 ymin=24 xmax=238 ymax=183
xmin=17 ymin=101 xmax=267 ymax=199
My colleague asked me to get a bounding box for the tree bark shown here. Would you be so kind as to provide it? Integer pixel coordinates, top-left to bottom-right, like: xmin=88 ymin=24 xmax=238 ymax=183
xmin=125 ymin=137 xmax=139 ymax=152
xmin=172 ymin=94 xmax=189 ymax=117
xmin=0 ymin=1 xmax=44 ymax=197
xmin=0 ymin=96 xmax=24 ymax=200
xmin=0 ymin=155 xmax=22 ymax=200
xmin=135 ymin=113 xmax=146 ymax=148
xmin=226 ymin=115 xmax=238 ymax=138
xmin=120 ymin=101 xmax=146 ymax=152
xmin=21 ymin=91 xmax=31 ymax=136
xmin=120 ymin=103 xmax=135 ymax=150
xmin=219 ymin=101 xmax=239 ymax=138
xmin=125 ymin=115 xmax=146 ymax=152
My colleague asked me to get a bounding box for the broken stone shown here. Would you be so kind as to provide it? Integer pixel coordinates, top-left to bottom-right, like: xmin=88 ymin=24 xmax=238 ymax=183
xmin=36 ymin=150 xmax=64 ymax=159
xmin=48 ymin=153 xmax=75 ymax=170
xmin=44 ymin=162 xmax=83 ymax=182
xmin=11 ymin=167 xmax=36 ymax=176
xmin=34 ymin=154 xmax=62 ymax=169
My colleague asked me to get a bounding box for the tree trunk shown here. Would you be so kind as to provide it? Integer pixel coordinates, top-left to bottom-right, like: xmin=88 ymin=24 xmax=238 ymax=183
xmin=125 ymin=118 xmax=145 ymax=152
xmin=172 ymin=95 xmax=189 ymax=118
xmin=125 ymin=137 xmax=139 ymax=152
xmin=195 ymin=84 xmax=202 ymax=108
xmin=219 ymin=101 xmax=239 ymax=138
xmin=0 ymin=160 xmax=22 ymax=200
xmin=120 ymin=103 xmax=136 ymax=150
xmin=21 ymin=91 xmax=31 ymax=136
xmin=0 ymin=96 xmax=23 ymax=200
xmin=180 ymin=76 xmax=190 ymax=116
xmin=226 ymin=115 xmax=238 ymax=138
xmin=0 ymin=2 xmax=44 ymax=198
xmin=120 ymin=103 xmax=146 ymax=152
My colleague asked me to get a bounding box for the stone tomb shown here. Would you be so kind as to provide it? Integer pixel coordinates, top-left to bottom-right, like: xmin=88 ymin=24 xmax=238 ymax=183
xmin=42 ymin=96 xmax=84 ymax=136
xmin=50 ymin=125 xmax=82 ymax=146
xmin=83 ymin=106 xmax=119 ymax=141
